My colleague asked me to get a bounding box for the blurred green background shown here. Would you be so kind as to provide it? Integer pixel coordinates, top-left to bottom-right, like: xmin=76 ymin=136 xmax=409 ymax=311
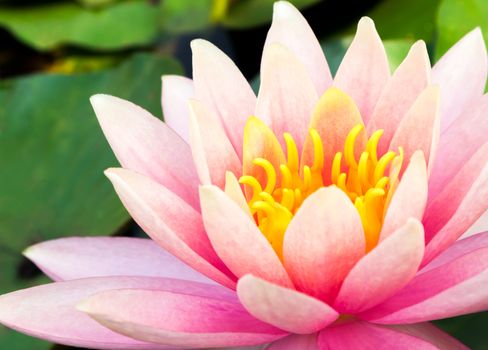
xmin=0 ymin=0 xmax=487 ymax=349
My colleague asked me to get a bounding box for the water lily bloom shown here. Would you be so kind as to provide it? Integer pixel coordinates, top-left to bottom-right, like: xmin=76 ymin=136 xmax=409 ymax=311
xmin=1 ymin=1 xmax=488 ymax=349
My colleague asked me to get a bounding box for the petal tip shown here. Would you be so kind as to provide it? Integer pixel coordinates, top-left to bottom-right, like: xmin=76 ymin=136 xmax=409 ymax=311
xmin=273 ymin=1 xmax=298 ymax=21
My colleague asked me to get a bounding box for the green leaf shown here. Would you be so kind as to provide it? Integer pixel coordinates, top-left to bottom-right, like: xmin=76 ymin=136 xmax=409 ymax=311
xmin=0 ymin=52 xmax=182 ymax=348
xmin=435 ymin=0 xmax=488 ymax=61
xmin=0 ymin=2 xmax=159 ymax=51
xmin=160 ymin=0 xmax=213 ymax=34
xmin=221 ymin=0 xmax=319 ymax=29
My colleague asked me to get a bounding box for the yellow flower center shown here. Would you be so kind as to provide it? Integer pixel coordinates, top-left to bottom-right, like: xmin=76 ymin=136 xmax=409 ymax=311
xmin=239 ymin=124 xmax=404 ymax=258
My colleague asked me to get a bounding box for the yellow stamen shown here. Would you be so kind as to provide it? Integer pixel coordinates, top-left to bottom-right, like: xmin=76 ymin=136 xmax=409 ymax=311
xmin=253 ymin=158 xmax=276 ymax=193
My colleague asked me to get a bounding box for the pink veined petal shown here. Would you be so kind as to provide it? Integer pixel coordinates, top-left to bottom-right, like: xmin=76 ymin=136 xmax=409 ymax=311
xmin=161 ymin=75 xmax=194 ymax=143
xmin=423 ymin=142 xmax=488 ymax=265
xmin=282 ymin=187 xmax=365 ymax=302
xmin=24 ymin=237 xmax=213 ymax=284
xmin=432 ymin=28 xmax=488 ymax=132
xmin=78 ymin=285 xmax=286 ymax=349
xmin=360 ymin=236 xmax=488 ymax=324
xmin=255 ymin=42 xmax=318 ymax=151
xmin=267 ymin=333 xmax=318 ymax=350
xmin=389 ymin=85 xmax=440 ymax=172
xmin=333 ymin=17 xmax=390 ymax=124
xmin=91 ymin=94 xmax=199 ymax=208
xmin=236 ymin=274 xmax=338 ymax=334
xmin=0 ymin=276 xmax=205 ymax=349
xmin=334 ymin=219 xmax=425 ymax=314
xmin=265 ymin=1 xmax=332 ymax=94
xmin=188 ymin=99 xmax=241 ymax=188
xmin=367 ymin=40 xmax=431 ymax=155
xmin=191 ymin=39 xmax=256 ymax=158
xmin=199 ymin=185 xmax=293 ymax=288
xmin=318 ymin=321 xmax=467 ymax=350
xmin=380 ymin=151 xmax=427 ymax=241
xmin=105 ymin=168 xmax=236 ymax=289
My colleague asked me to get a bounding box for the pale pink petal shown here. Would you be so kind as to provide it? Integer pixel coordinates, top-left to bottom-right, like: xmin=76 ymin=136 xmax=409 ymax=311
xmin=191 ymin=39 xmax=256 ymax=158
xmin=428 ymin=94 xmax=488 ymax=200
xmin=0 ymin=276 xmax=199 ymax=349
xmin=256 ymin=43 xmax=318 ymax=151
xmin=91 ymin=94 xmax=199 ymax=208
xmin=318 ymin=321 xmax=467 ymax=350
xmin=334 ymin=219 xmax=424 ymax=313
xmin=380 ymin=151 xmax=427 ymax=240
xmin=237 ymin=275 xmax=338 ymax=334
xmin=423 ymin=143 xmax=488 ymax=264
xmin=367 ymin=40 xmax=431 ymax=154
xmin=24 ymin=237 xmax=213 ymax=284
xmin=224 ymin=171 xmax=252 ymax=217
xmin=265 ymin=1 xmax=332 ymax=94
xmin=361 ymin=238 xmax=488 ymax=324
xmin=432 ymin=28 xmax=488 ymax=132
xmin=105 ymin=168 xmax=236 ymax=289
xmin=389 ymin=86 xmax=440 ymax=171
xmin=78 ymin=286 xmax=286 ymax=348
xmin=199 ymin=185 xmax=293 ymax=288
xmin=462 ymin=211 xmax=488 ymax=239
xmin=333 ymin=17 xmax=390 ymax=124
xmin=188 ymin=99 xmax=241 ymax=188
xmin=282 ymin=187 xmax=365 ymax=302
xmin=161 ymin=75 xmax=194 ymax=143
xmin=267 ymin=333 xmax=318 ymax=350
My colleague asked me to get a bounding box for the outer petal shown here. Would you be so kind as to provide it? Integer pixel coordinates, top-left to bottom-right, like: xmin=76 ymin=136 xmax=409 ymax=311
xmin=389 ymin=86 xmax=440 ymax=171
xmin=161 ymin=75 xmax=194 ymax=143
xmin=361 ymin=235 xmax=488 ymax=324
xmin=237 ymin=275 xmax=338 ymax=334
xmin=267 ymin=334 xmax=318 ymax=350
xmin=91 ymin=94 xmax=199 ymax=208
xmin=105 ymin=168 xmax=236 ymax=289
xmin=432 ymin=28 xmax=488 ymax=132
xmin=256 ymin=43 xmax=318 ymax=150
xmin=380 ymin=151 xmax=427 ymax=240
xmin=367 ymin=40 xmax=431 ymax=154
xmin=333 ymin=17 xmax=390 ymax=123
xmin=79 ymin=286 xmax=286 ymax=348
xmin=191 ymin=39 xmax=256 ymax=158
xmin=265 ymin=1 xmax=332 ymax=94
xmin=334 ymin=219 xmax=424 ymax=314
xmin=0 ymin=276 xmax=195 ymax=349
xmin=283 ymin=187 xmax=365 ymax=302
xmin=188 ymin=99 xmax=241 ymax=188
xmin=24 ymin=237 xmax=213 ymax=284
xmin=199 ymin=185 xmax=293 ymax=288
xmin=318 ymin=321 xmax=467 ymax=350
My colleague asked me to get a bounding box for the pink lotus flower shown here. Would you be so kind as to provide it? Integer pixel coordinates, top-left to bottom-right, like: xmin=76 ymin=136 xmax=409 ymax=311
xmin=1 ymin=1 xmax=487 ymax=348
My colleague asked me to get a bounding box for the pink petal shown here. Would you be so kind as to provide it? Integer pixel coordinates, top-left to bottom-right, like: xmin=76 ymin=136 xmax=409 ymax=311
xmin=191 ymin=39 xmax=256 ymax=158
xmin=380 ymin=151 xmax=427 ymax=240
xmin=265 ymin=1 xmax=332 ymax=94
xmin=334 ymin=219 xmax=424 ymax=314
xmin=199 ymin=185 xmax=293 ymax=288
xmin=78 ymin=285 xmax=286 ymax=348
xmin=161 ymin=75 xmax=194 ymax=143
xmin=389 ymin=86 xmax=440 ymax=171
xmin=423 ymin=142 xmax=488 ymax=264
xmin=256 ymin=42 xmax=318 ymax=151
xmin=361 ymin=235 xmax=488 ymax=324
xmin=462 ymin=210 xmax=488 ymax=239
xmin=237 ymin=274 xmax=338 ymax=334
xmin=105 ymin=168 xmax=236 ymax=289
xmin=282 ymin=187 xmax=365 ymax=302
xmin=318 ymin=321 xmax=467 ymax=350
xmin=188 ymin=99 xmax=241 ymax=188
xmin=367 ymin=41 xmax=431 ymax=155
xmin=91 ymin=94 xmax=199 ymax=208
xmin=224 ymin=171 xmax=252 ymax=217
xmin=333 ymin=17 xmax=390 ymax=124
xmin=432 ymin=28 xmax=488 ymax=132
xmin=267 ymin=333 xmax=318 ymax=350
xmin=0 ymin=276 xmax=198 ymax=349
xmin=24 ymin=237 xmax=213 ymax=284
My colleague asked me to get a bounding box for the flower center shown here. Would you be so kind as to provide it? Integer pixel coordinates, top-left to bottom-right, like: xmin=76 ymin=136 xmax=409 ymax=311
xmin=239 ymin=124 xmax=404 ymax=258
